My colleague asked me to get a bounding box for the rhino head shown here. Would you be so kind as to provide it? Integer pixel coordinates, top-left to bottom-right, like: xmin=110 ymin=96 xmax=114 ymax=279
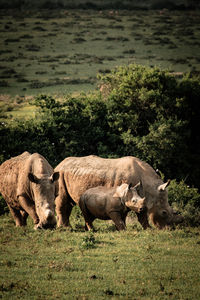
xmin=114 ymin=182 xmax=146 ymax=213
xmin=148 ymin=180 xmax=184 ymax=229
xmin=28 ymin=172 xmax=59 ymax=229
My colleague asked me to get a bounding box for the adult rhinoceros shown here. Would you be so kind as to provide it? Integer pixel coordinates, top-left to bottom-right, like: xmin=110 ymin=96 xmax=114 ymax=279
xmin=55 ymin=155 xmax=183 ymax=229
xmin=0 ymin=152 xmax=59 ymax=229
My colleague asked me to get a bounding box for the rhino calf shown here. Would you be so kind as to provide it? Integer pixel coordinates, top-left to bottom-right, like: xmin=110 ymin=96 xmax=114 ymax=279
xmin=79 ymin=183 xmax=146 ymax=231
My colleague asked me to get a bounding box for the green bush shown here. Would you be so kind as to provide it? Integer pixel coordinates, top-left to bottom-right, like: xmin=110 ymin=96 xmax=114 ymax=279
xmin=0 ymin=195 xmax=8 ymax=215
xmin=99 ymin=64 xmax=200 ymax=187
xmin=1 ymin=65 xmax=199 ymax=188
xmin=0 ymin=64 xmax=200 ymax=225
xmin=80 ymin=232 xmax=97 ymax=249
xmin=32 ymin=93 xmax=110 ymax=158
xmin=168 ymin=180 xmax=200 ymax=226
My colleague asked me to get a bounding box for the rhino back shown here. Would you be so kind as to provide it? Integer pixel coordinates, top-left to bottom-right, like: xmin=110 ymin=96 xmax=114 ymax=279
xmin=0 ymin=152 xmax=54 ymax=209
xmin=55 ymin=155 xmax=162 ymax=205
xmin=28 ymin=153 xmax=53 ymax=176
xmin=0 ymin=152 xmax=31 ymax=208
xmin=81 ymin=186 xmax=122 ymax=219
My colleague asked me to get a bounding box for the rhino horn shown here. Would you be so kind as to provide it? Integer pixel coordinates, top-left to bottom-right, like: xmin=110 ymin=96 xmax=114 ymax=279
xmin=132 ymin=181 xmax=141 ymax=189
xmin=158 ymin=179 xmax=170 ymax=191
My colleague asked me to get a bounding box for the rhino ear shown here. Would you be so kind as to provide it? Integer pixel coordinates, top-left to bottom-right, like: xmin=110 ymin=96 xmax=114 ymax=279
xmin=51 ymin=172 xmax=59 ymax=182
xmin=158 ymin=179 xmax=170 ymax=191
xmin=128 ymin=183 xmax=132 ymax=189
xmin=133 ymin=181 xmax=144 ymax=196
xmin=132 ymin=181 xmax=141 ymax=190
xmin=28 ymin=173 xmax=39 ymax=184
xmin=113 ymin=183 xmax=129 ymax=198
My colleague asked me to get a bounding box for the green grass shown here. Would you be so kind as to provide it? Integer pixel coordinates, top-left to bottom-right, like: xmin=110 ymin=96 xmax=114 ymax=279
xmin=0 ymin=9 xmax=200 ymax=98
xmin=0 ymin=208 xmax=200 ymax=299
xmin=1 ymin=9 xmax=200 ymax=121
xmin=6 ymin=104 xmax=36 ymax=119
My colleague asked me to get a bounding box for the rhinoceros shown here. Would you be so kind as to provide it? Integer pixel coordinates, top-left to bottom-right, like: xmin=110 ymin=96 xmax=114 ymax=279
xmin=79 ymin=183 xmax=146 ymax=231
xmin=0 ymin=152 xmax=59 ymax=229
xmin=55 ymin=155 xmax=183 ymax=229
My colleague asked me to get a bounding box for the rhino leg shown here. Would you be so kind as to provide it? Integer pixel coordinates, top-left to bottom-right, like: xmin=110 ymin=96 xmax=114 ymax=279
xmin=109 ymin=212 xmax=126 ymax=231
xmin=55 ymin=196 xmax=73 ymax=227
xmin=84 ymin=218 xmax=95 ymax=231
xmin=122 ymin=213 xmax=128 ymax=226
xmin=18 ymin=196 xmax=39 ymax=225
xmin=79 ymin=199 xmax=95 ymax=231
xmin=7 ymin=204 xmax=26 ymax=227
xmin=20 ymin=210 xmax=28 ymax=226
xmin=136 ymin=208 xmax=151 ymax=229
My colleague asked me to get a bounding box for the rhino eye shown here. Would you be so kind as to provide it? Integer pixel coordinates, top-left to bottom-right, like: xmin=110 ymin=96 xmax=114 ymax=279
xmin=162 ymin=210 xmax=167 ymax=216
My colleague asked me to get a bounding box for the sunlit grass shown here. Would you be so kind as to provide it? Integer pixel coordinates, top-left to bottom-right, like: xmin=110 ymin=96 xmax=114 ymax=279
xmin=6 ymin=104 xmax=36 ymax=119
xmin=0 ymin=211 xmax=200 ymax=299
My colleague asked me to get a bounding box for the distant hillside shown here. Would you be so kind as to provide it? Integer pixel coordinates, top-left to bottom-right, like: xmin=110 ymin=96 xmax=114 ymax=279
xmin=0 ymin=0 xmax=199 ymax=10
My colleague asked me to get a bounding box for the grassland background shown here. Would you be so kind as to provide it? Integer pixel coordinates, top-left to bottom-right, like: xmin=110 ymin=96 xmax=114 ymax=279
xmin=0 ymin=8 xmax=200 ymax=99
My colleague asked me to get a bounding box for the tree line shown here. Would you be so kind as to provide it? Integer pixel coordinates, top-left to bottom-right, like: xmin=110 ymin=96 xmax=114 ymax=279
xmin=1 ymin=64 xmax=200 ymax=224
xmin=0 ymin=0 xmax=199 ymax=10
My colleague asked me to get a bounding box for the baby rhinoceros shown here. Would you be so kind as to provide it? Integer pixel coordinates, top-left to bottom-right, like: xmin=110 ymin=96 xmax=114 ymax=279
xmin=79 ymin=182 xmax=146 ymax=231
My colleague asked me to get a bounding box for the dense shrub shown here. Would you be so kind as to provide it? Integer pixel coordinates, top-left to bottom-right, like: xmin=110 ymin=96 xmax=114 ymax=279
xmin=32 ymin=93 xmax=110 ymax=159
xmin=0 ymin=195 xmax=9 ymax=215
xmin=99 ymin=64 xmax=200 ymax=187
xmin=168 ymin=180 xmax=200 ymax=227
xmin=0 ymin=64 xmax=200 ymax=222
xmin=1 ymin=65 xmax=200 ymax=184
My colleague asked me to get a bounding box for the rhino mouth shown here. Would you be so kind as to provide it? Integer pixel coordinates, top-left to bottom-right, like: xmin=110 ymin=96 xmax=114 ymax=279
xmin=170 ymin=213 xmax=184 ymax=225
xmin=35 ymin=222 xmax=56 ymax=230
xmin=34 ymin=214 xmax=57 ymax=229
xmin=41 ymin=222 xmax=56 ymax=229
xmin=151 ymin=211 xmax=184 ymax=229
xmin=138 ymin=207 xmax=146 ymax=213
xmin=35 ymin=206 xmax=56 ymax=229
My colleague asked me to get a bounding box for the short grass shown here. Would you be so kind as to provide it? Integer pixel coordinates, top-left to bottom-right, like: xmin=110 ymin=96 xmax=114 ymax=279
xmin=1 ymin=9 xmax=200 ymax=121
xmin=0 ymin=9 xmax=200 ymax=98
xmin=0 ymin=207 xmax=200 ymax=299
xmin=6 ymin=104 xmax=35 ymax=119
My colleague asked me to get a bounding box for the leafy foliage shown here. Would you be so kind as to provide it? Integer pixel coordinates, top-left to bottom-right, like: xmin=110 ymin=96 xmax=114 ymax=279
xmin=99 ymin=64 xmax=200 ymax=186
xmin=0 ymin=64 xmax=200 ymax=220
xmin=0 ymin=195 xmax=8 ymax=215
xmin=168 ymin=180 xmax=200 ymax=227
xmin=80 ymin=232 xmax=97 ymax=249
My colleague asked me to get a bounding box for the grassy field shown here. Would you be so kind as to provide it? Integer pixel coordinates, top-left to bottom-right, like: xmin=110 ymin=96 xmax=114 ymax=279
xmin=0 ymin=208 xmax=200 ymax=299
xmin=0 ymin=9 xmax=200 ymax=99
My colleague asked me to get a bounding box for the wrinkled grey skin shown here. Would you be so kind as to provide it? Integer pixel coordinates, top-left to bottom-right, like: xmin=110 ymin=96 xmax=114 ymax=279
xmin=79 ymin=183 xmax=146 ymax=231
xmin=0 ymin=152 xmax=59 ymax=229
xmin=55 ymin=155 xmax=183 ymax=229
